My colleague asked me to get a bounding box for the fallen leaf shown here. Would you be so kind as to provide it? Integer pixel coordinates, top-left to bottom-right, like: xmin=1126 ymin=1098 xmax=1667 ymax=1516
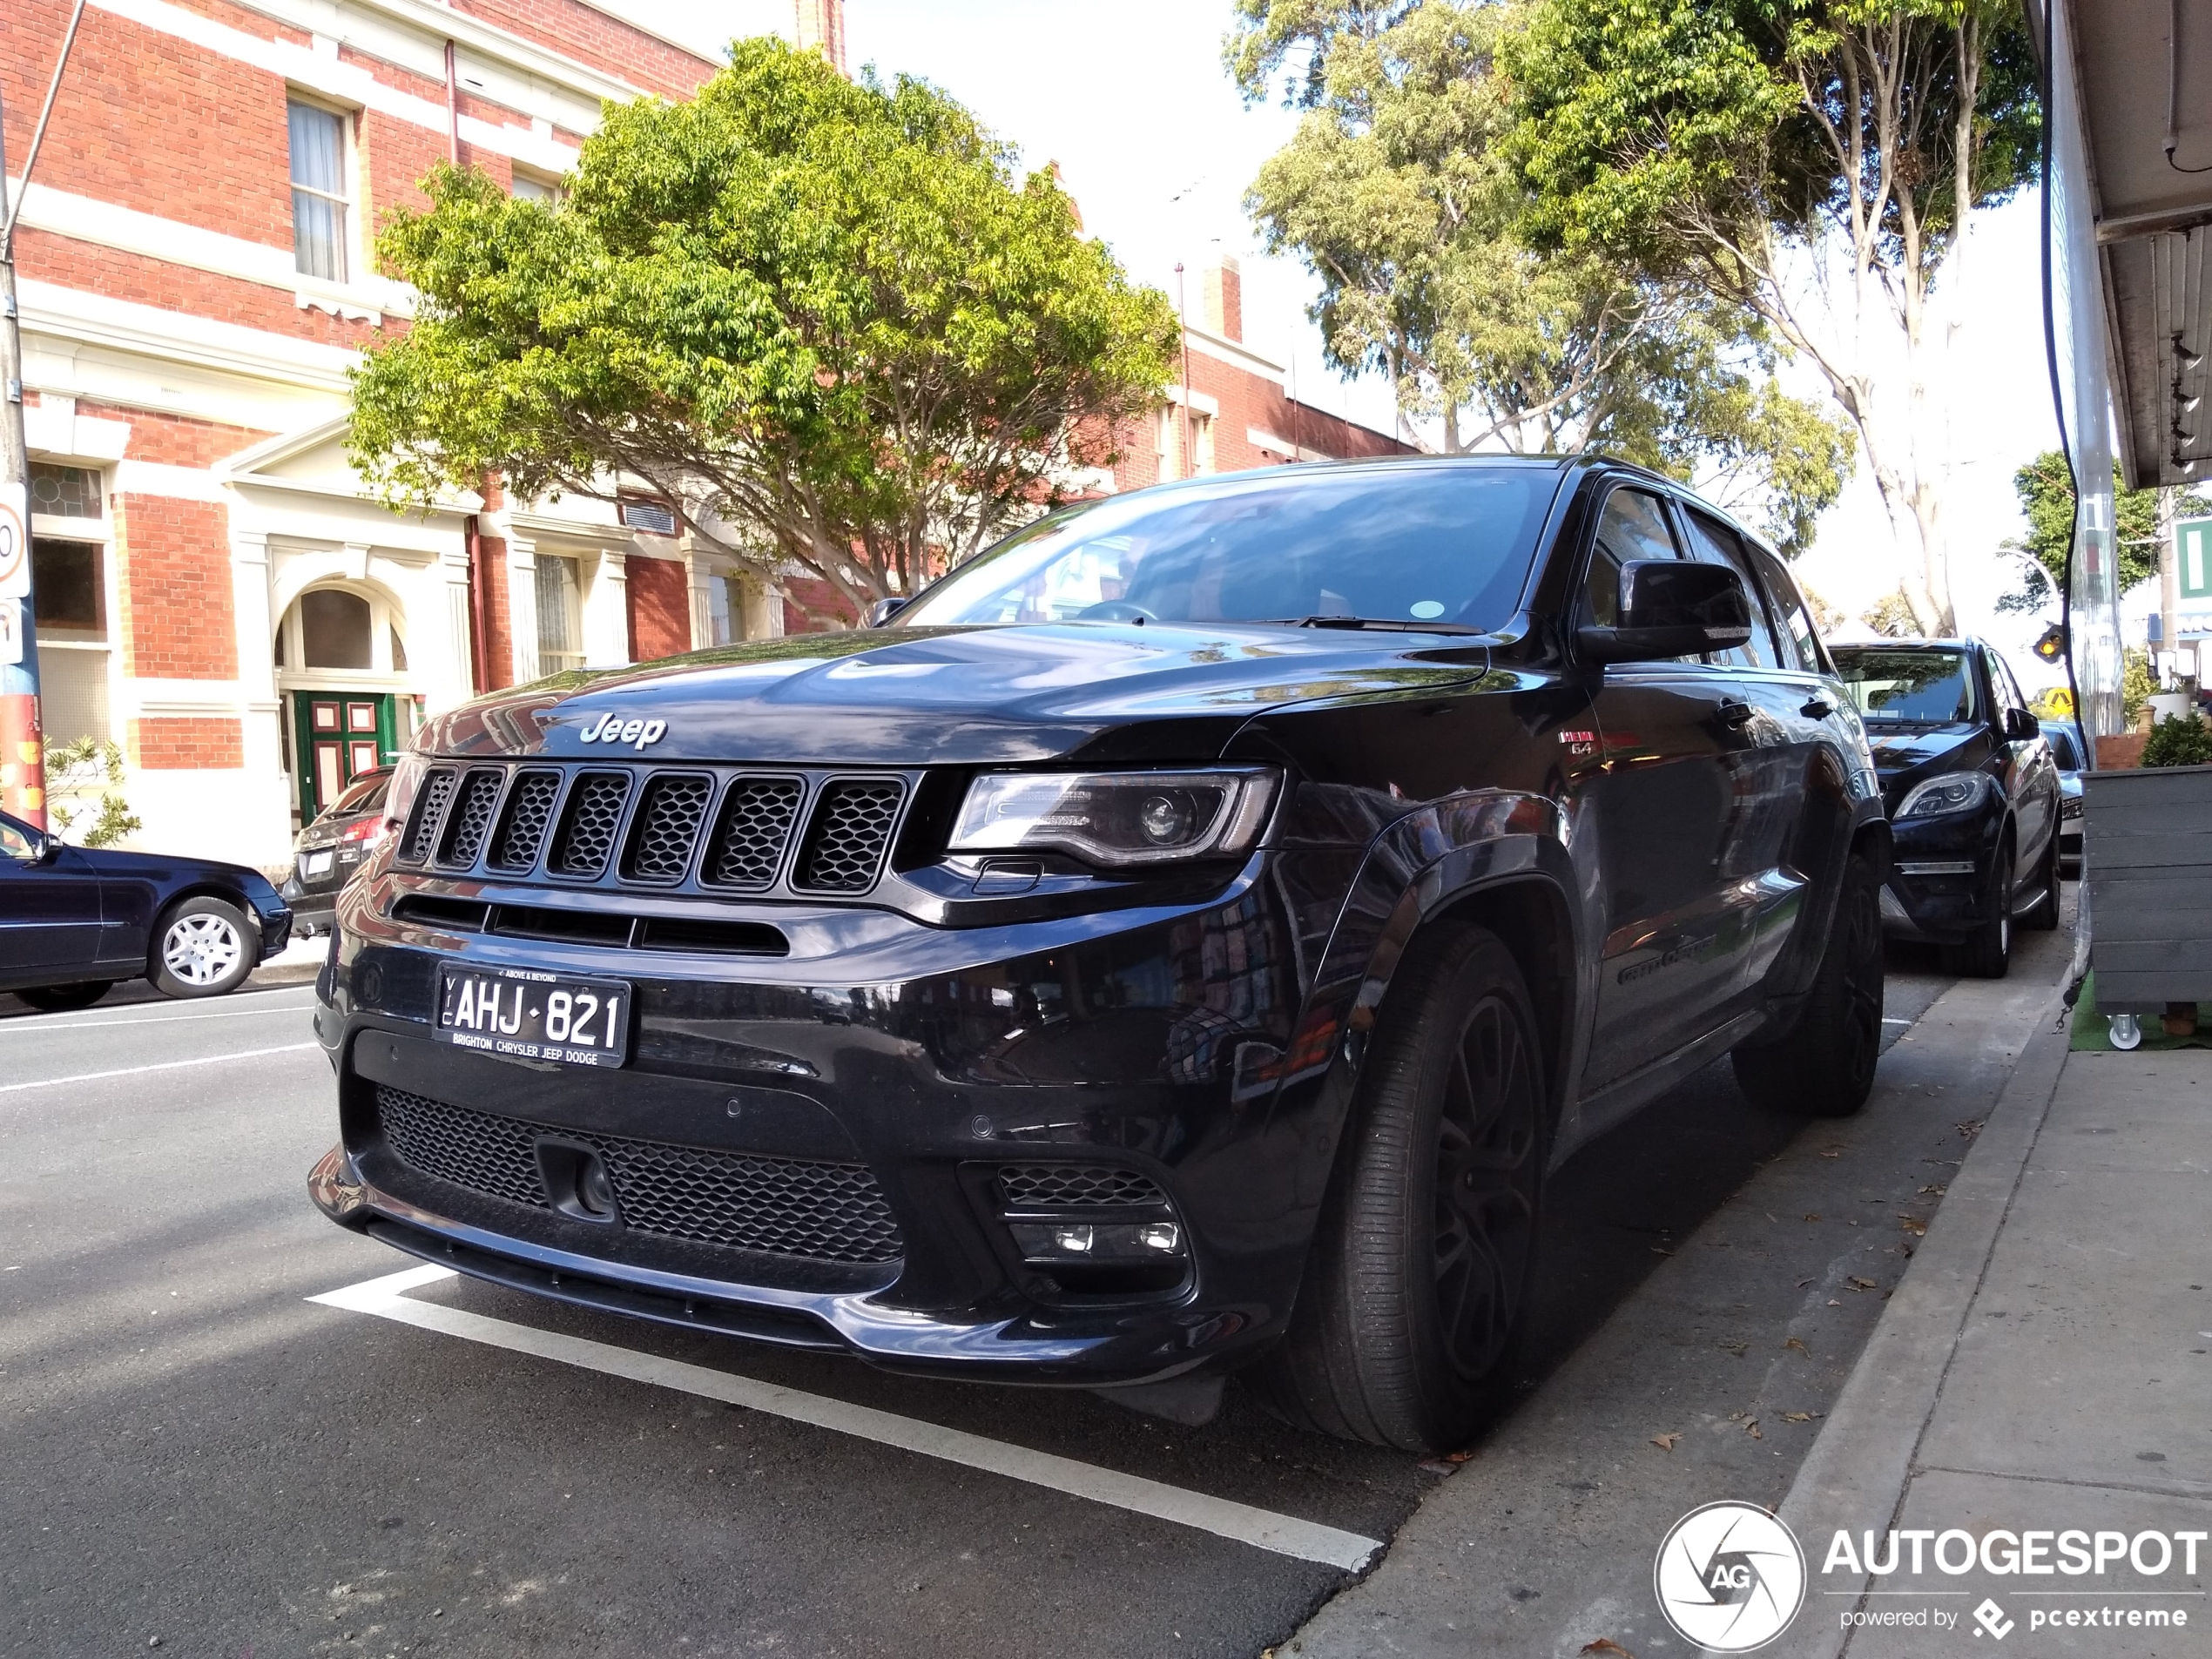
xmin=1581 ymin=1641 xmax=1635 ymax=1656
xmin=1797 ymin=1277 xmax=1817 ymax=1288
xmin=1898 ymin=1217 xmax=1927 ymax=1237
xmin=1820 ymin=1145 xmax=1846 ymax=1158
xmin=1804 ymin=1212 xmax=1821 ymax=1222
xmin=1919 ymin=1184 xmax=1948 ymax=1197
xmin=1445 ymin=1449 xmax=1475 ymax=1464
xmin=1745 ymin=1419 xmax=1763 ymax=1440
xmin=1953 ymin=1120 xmax=1985 ymax=1139
xmin=1650 ymin=1433 xmax=1680 ymax=1452
xmin=1650 ymin=1245 xmax=1675 ymax=1257
xmin=1847 ymin=1276 xmax=1878 ymax=1291
xmin=1827 ymin=1298 xmax=1842 ymax=1307
xmin=1717 ymin=1339 xmax=1749 ymax=1358
xmin=1784 ymin=1337 xmax=1809 ymax=1353
xmin=1782 ymin=1411 xmax=1821 ymax=1423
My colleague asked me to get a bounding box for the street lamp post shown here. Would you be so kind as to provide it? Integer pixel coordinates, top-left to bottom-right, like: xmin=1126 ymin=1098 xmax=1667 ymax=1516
xmin=0 ymin=0 xmax=91 ymax=829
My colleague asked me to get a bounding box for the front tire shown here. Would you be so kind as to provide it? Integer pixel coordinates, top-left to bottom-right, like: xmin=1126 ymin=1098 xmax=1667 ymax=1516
xmin=1254 ymin=924 xmax=1547 ymax=1453
xmin=1733 ymin=853 xmax=1884 ymax=1117
xmin=1942 ymin=846 xmax=2014 ymax=979
xmin=150 ymin=897 xmax=254 ymax=998
xmin=15 ymin=981 xmax=113 ymax=1013
xmin=2021 ymin=829 xmax=2062 ymax=932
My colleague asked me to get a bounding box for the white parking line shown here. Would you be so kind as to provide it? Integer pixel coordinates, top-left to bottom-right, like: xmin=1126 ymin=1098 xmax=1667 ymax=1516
xmin=0 ymin=1042 xmax=320 ymax=1093
xmin=311 ymin=1264 xmax=1383 ymax=1573
xmin=1 ymin=996 xmax=320 ymax=1034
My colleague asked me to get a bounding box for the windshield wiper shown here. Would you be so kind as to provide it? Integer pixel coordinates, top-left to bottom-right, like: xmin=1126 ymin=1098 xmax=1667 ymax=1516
xmin=1266 ymin=615 xmax=1483 ymax=635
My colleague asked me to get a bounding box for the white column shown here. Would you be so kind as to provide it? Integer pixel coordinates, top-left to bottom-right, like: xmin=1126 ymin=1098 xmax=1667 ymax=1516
xmin=434 ymin=537 xmax=476 ymax=714
xmin=583 ymin=547 xmax=630 ymax=668
xmin=229 ymin=529 xmax=281 ymax=779
xmin=684 ymin=543 xmax=717 ymax=647
xmin=506 ymin=535 xmax=540 ymax=685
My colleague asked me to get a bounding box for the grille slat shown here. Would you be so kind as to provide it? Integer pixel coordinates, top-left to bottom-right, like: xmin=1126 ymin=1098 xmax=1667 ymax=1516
xmin=550 ymin=772 xmax=633 ymax=877
xmin=622 ymin=773 xmax=713 ymax=883
xmin=794 ymin=779 xmax=906 ymax=893
xmin=704 ymin=777 xmax=805 ymax=891
xmin=489 ymin=770 xmax=562 ymax=873
xmin=998 ymin=1164 xmax=1170 ymax=1211
xmin=401 ymin=768 xmax=459 ymax=865
xmin=436 ymin=768 xmax=504 ymax=869
xmin=373 ymin=1086 xmax=904 ymax=1264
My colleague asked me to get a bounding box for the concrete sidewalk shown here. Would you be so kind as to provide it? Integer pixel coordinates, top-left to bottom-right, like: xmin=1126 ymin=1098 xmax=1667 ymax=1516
xmin=1776 ymin=1024 xmax=2210 ymax=1656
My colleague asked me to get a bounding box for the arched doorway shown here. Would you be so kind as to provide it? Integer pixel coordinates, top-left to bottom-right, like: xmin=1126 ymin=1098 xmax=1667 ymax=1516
xmin=275 ymin=585 xmax=411 ymax=819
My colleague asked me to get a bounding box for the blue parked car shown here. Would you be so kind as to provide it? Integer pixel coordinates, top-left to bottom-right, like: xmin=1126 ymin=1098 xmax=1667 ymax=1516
xmin=2040 ymin=719 xmax=2085 ymax=876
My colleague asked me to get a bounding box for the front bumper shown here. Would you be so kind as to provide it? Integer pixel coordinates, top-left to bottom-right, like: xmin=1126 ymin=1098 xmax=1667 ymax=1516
xmin=307 ymin=858 xmax=1335 ymax=1385
xmin=1879 ymin=806 xmax=2000 ymax=942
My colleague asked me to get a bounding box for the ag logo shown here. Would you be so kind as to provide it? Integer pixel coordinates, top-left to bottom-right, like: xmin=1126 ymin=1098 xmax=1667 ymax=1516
xmin=1654 ymin=1501 xmax=1806 ymax=1652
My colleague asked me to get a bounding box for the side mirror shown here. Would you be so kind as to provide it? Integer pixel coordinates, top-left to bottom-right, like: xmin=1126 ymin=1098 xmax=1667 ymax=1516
xmin=2004 ymin=707 xmax=2040 ymax=742
xmin=1577 ymin=560 xmax=1754 ymax=665
xmin=866 ymin=597 xmax=909 ymax=628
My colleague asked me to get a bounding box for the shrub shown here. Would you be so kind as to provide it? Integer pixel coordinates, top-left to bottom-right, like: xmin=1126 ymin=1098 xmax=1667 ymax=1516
xmin=44 ymin=738 xmax=142 ymax=846
xmin=2141 ymin=712 xmax=2212 ymax=768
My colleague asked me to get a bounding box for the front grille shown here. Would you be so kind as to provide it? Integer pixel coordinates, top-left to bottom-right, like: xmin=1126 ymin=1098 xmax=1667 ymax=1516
xmin=550 ymin=772 xmax=632 ymax=876
xmin=705 ymin=777 xmax=805 ymax=890
xmin=623 ymin=773 xmax=713 ymax=883
xmin=401 ymin=769 xmax=459 ymax=864
xmin=795 ymin=779 xmax=906 ymax=893
xmin=437 ymin=768 xmax=504 ymax=869
xmin=372 ymin=1086 xmax=904 ymax=1264
xmin=489 ymin=770 xmax=561 ymax=872
xmin=997 ymin=1164 xmax=1170 ymax=1211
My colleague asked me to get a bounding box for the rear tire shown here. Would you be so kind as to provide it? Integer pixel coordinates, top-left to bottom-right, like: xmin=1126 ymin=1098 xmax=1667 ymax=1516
xmin=2021 ymin=830 xmax=2062 ymax=932
xmin=15 ymin=981 xmax=113 ymax=1013
xmin=1733 ymin=853 xmax=1884 ymax=1117
xmin=1942 ymin=846 xmax=2014 ymax=979
xmin=1252 ymin=924 xmax=1547 ymax=1453
xmin=150 ymin=897 xmax=255 ymax=998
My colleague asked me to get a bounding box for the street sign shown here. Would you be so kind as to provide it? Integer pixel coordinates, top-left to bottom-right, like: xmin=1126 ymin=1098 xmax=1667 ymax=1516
xmin=0 ymin=598 xmax=19 ymax=666
xmin=0 ymin=482 xmax=27 ymax=600
xmin=2179 ymin=516 xmax=2212 ymax=601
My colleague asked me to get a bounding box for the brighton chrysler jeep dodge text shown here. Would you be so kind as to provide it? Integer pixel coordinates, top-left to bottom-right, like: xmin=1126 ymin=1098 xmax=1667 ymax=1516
xmin=309 ymin=456 xmax=1889 ymax=1452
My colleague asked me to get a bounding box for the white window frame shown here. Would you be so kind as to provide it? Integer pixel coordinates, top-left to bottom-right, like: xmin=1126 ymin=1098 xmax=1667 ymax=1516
xmin=535 ymin=552 xmax=587 ymax=673
xmin=286 ymin=93 xmax=358 ymax=286
xmin=24 ymin=458 xmax=117 ymax=746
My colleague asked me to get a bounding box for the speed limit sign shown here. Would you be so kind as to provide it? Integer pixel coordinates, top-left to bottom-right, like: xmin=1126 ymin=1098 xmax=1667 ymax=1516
xmin=0 ymin=481 xmax=27 ymax=601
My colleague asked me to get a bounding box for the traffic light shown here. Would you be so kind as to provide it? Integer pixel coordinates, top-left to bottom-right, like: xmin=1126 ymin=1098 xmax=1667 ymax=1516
xmin=2033 ymin=623 xmax=2067 ymax=664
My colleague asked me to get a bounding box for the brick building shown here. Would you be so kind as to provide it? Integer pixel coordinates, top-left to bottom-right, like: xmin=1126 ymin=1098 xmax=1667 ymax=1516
xmin=3 ymin=0 xmax=1403 ymax=867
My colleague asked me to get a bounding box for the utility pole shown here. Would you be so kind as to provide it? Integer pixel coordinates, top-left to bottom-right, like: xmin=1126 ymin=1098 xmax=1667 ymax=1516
xmin=0 ymin=0 xmax=89 ymax=830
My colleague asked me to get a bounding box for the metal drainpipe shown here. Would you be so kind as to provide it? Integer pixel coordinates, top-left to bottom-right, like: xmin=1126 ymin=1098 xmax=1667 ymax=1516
xmin=444 ymin=41 xmax=461 ymax=166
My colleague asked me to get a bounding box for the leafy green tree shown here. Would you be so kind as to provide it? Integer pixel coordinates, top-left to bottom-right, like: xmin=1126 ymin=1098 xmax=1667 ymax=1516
xmin=2000 ymin=452 xmax=2209 ymax=612
xmin=1506 ymin=0 xmax=2040 ymax=633
xmin=349 ymin=40 xmax=1179 ymax=620
xmin=1232 ymin=0 xmax=1851 ymax=554
xmin=44 ymin=738 xmax=140 ymax=848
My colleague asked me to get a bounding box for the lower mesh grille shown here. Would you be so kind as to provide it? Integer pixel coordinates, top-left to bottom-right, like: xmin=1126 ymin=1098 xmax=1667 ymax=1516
xmin=373 ymin=1086 xmax=904 ymax=1264
xmin=997 ymin=1164 xmax=1170 ymax=1210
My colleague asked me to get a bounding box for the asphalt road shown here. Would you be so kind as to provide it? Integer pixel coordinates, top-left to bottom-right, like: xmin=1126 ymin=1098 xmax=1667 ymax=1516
xmin=0 ymin=928 xmax=2001 ymax=1659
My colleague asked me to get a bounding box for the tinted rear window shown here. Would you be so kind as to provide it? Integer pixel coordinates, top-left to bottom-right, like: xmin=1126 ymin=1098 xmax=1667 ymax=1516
xmin=1831 ymin=649 xmax=1979 ymax=723
xmin=326 ymin=772 xmax=390 ymax=816
xmin=897 ymin=465 xmax=1559 ymax=633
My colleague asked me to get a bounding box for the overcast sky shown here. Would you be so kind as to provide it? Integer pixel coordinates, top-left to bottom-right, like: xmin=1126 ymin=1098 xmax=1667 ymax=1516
xmin=610 ymin=1 xmax=2067 ymax=682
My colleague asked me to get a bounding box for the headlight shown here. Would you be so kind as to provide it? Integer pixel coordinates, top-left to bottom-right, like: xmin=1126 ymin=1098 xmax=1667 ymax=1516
xmin=1895 ymin=770 xmax=1991 ymax=819
xmin=2061 ymin=794 xmax=2084 ymax=819
xmin=381 ymin=752 xmax=428 ymax=848
xmin=948 ymin=768 xmax=1278 ymax=867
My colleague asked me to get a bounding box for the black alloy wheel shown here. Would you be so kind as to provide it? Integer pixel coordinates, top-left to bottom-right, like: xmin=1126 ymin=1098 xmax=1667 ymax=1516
xmin=1734 ymin=852 xmax=1884 ymax=1116
xmin=1253 ymin=923 xmax=1547 ymax=1453
xmin=2022 ymin=829 xmax=2063 ymax=932
xmin=1945 ymin=845 xmax=2015 ymax=979
xmin=14 ymin=981 xmax=113 ymax=1014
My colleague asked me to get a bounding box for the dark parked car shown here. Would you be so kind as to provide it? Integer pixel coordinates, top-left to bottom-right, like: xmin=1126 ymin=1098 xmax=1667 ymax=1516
xmin=282 ymin=765 xmax=394 ymax=937
xmin=2040 ymin=718 xmax=2086 ymax=876
xmin=0 ymin=810 xmax=293 ymax=1010
xmin=309 ymin=455 xmax=1889 ymax=1452
xmin=1829 ymin=640 xmax=2063 ymax=977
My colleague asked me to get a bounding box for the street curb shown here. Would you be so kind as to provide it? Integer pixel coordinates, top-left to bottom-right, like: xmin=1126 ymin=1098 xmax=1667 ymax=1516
xmin=1771 ymin=984 xmax=2074 ymax=1657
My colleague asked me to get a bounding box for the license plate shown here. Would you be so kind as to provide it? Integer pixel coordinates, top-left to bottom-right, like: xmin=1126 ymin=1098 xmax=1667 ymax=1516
xmin=435 ymin=967 xmax=631 ymax=1069
xmin=302 ymin=851 xmax=334 ymax=878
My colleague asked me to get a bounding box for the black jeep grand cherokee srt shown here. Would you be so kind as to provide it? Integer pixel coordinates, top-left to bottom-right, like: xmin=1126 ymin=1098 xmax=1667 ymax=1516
xmin=310 ymin=455 xmax=1888 ymax=1452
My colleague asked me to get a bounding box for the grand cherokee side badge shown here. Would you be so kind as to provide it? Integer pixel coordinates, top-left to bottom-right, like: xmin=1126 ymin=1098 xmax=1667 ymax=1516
xmin=577 ymin=712 xmax=667 ymax=750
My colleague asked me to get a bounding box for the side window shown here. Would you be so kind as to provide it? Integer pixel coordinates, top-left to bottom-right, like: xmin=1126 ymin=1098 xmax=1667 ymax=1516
xmin=1679 ymin=509 xmax=1779 ymax=669
xmin=1581 ymin=487 xmax=1681 ymax=629
xmin=1985 ymin=648 xmax=2027 ymax=721
xmin=0 ymin=816 xmax=36 ymax=861
xmin=1750 ymin=547 xmax=1822 ymax=672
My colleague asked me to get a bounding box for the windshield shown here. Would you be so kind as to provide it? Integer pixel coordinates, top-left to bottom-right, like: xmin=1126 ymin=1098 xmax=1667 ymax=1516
xmin=895 ymin=464 xmax=1559 ymax=632
xmin=1831 ymin=648 xmax=1979 ymax=724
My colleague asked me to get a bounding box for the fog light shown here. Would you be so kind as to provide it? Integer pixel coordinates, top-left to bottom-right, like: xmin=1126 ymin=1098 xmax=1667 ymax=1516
xmin=1009 ymin=1220 xmax=1190 ymax=1264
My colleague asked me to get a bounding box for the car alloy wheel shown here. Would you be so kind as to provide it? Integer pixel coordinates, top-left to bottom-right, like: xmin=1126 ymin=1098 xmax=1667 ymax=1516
xmin=1431 ymin=992 xmax=1541 ymax=1383
xmin=163 ymin=913 xmax=244 ymax=987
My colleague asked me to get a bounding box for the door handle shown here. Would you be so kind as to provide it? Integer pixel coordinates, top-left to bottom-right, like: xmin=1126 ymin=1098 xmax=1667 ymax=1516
xmin=1716 ymin=700 xmax=1755 ymax=728
xmin=1801 ymin=697 xmax=1833 ymax=718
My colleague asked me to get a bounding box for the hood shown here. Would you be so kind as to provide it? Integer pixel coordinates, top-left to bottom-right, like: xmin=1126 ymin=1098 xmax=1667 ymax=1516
xmin=1864 ymin=723 xmax=1984 ymax=777
xmin=422 ymin=624 xmax=1492 ymax=765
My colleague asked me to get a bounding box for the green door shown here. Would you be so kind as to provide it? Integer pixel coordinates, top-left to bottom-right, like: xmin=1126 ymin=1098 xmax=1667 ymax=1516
xmin=292 ymin=691 xmax=396 ymax=819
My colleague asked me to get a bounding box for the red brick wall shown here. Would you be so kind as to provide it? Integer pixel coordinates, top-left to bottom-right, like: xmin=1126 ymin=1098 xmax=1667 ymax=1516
xmin=15 ymin=232 xmax=385 ymax=348
xmin=784 ymin=577 xmax=860 ymax=633
xmin=113 ymin=496 xmax=235 ymax=681
xmin=625 ymin=554 xmax=691 ymax=662
xmin=130 ymin=716 xmax=245 ymax=769
xmin=448 ymin=0 xmax=718 ymax=100
xmin=71 ymin=399 xmax=273 ymax=468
